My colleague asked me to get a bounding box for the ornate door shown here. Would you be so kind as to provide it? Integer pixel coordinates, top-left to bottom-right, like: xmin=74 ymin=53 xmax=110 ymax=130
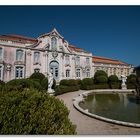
xmin=49 ymin=61 xmax=59 ymax=80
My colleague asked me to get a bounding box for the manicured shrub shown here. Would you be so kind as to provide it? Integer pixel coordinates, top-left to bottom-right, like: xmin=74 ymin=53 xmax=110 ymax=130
xmin=29 ymin=72 xmax=45 ymax=82
xmin=94 ymin=70 xmax=108 ymax=79
xmin=55 ymin=85 xmax=79 ymax=95
xmin=6 ymin=79 xmax=42 ymax=92
xmin=67 ymin=79 xmax=78 ymax=86
xmin=0 ymin=89 xmax=76 ymax=134
xmin=93 ymin=84 xmax=109 ymax=89
xmin=108 ymin=75 xmax=120 ymax=89
xmin=94 ymin=70 xmax=108 ymax=84
xmin=80 ymin=78 xmax=94 ymax=90
xmin=126 ymin=74 xmax=137 ymax=89
xmin=95 ymin=75 xmax=108 ymax=84
xmin=60 ymin=79 xmax=69 ymax=86
xmin=76 ymin=79 xmax=82 ymax=86
xmin=108 ymin=75 xmax=119 ymax=83
xmin=0 ymin=80 xmax=5 ymax=86
xmin=110 ymin=83 xmax=120 ymax=89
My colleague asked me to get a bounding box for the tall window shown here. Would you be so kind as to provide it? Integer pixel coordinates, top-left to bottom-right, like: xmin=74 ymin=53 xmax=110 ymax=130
xmin=0 ymin=48 xmax=3 ymax=60
xmin=75 ymin=56 xmax=80 ymax=66
xmin=51 ymin=37 xmax=57 ymax=50
xmin=76 ymin=69 xmax=80 ymax=78
xmin=34 ymin=68 xmax=40 ymax=73
xmin=16 ymin=50 xmax=24 ymax=61
xmin=15 ymin=66 xmax=24 ymax=79
xmin=34 ymin=52 xmax=40 ymax=63
xmin=66 ymin=69 xmax=70 ymax=78
xmin=86 ymin=69 xmax=90 ymax=77
xmin=0 ymin=66 xmax=3 ymax=80
xmin=86 ymin=57 xmax=90 ymax=65
xmin=65 ymin=55 xmax=70 ymax=65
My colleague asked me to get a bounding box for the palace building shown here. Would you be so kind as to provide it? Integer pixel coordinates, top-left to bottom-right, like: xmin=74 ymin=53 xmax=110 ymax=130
xmin=0 ymin=28 xmax=133 ymax=82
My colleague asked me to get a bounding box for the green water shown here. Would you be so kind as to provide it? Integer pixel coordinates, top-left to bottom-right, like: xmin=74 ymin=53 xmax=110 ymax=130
xmin=79 ymin=93 xmax=140 ymax=124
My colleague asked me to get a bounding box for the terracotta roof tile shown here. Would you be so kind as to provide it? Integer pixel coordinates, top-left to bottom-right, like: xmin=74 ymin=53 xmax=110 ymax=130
xmin=92 ymin=56 xmax=128 ymax=66
xmin=69 ymin=44 xmax=90 ymax=53
xmin=0 ymin=34 xmax=38 ymax=44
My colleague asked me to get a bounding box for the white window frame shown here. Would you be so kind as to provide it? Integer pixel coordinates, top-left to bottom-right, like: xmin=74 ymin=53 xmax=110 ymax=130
xmin=15 ymin=66 xmax=25 ymax=79
xmin=34 ymin=51 xmax=40 ymax=64
xmin=76 ymin=56 xmax=80 ymax=66
xmin=66 ymin=69 xmax=70 ymax=78
xmin=51 ymin=37 xmax=57 ymax=50
xmin=76 ymin=69 xmax=80 ymax=78
xmin=0 ymin=47 xmax=4 ymax=60
xmin=0 ymin=65 xmax=4 ymax=81
xmin=16 ymin=49 xmax=24 ymax=61
xmin=86 ymin=69 xmax=90 ymax=77
xmin=65 ymin=55 xmax=70 ymax=65
xmin=86 ymin=57 xmax=90 ymax=65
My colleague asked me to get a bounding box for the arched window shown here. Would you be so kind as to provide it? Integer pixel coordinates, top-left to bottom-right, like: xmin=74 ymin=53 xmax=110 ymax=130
xmin=34 ymin=52 xmax=40 ymax=63
xmin=66 ymin=69 xmax=70 ymax=78
xmin=16 ymin=50 xmax=24 ymax=61
xmin=51 ymin=37 xmax=57 ymax=50
xmin=15 ymin=66 xmax=24 ymax=79
xmin=0 ymin=48 xmax=3 ymax=60
xmin=86 ymin=69 xmax=90 ymax=77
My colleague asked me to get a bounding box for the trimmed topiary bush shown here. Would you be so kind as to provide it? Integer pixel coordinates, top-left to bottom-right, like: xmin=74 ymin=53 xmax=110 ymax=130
xmin=93 ymin=84 xmax=109 ymax=89
xmin=108 ymin=75 xmax=119 ymax=83
xmin=108 ymin=75 xmax=120 ymax=89
xmin=126 ymin=74 xmax=137 ymax=89
xmin=0 ymin=89 xmax=76 ymax=134
xmin=95 ymin=75 xmax=108 ymax=84
xmin=55 ymin=79 xmax=79 ymax=95
xmin=94 ymin=70 xmax=108 ymax=79
xmin=80 ymin=78 xmax=94 ymax=90
xmin=5 ymin=79 xmax=42 ymax=92
xmin=29 ymin=72 xmax=45 ymax=82
xmin=55 ymin=85 xmax=79 ymax=95
xmin=60 ymin=79 xmax=69 ymax=86
xmin=94 ymin=70 xmax=108 ymax=84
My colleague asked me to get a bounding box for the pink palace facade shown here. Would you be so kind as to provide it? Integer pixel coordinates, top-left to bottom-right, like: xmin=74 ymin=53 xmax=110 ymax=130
xmin=0 ymin=28 xmax=133 ymax=82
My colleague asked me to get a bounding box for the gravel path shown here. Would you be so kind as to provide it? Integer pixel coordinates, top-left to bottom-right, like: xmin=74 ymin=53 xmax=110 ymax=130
xmin=57 ymin=90 xmax=140 ymax=135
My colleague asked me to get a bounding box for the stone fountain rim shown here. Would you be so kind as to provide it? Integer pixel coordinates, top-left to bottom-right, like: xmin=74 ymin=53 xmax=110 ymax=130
xmin=73 ymin=89 xmax=140 ymax=128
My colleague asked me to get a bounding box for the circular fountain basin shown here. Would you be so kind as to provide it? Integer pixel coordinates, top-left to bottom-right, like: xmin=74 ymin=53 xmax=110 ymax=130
xmin=73 ymin=89 xmax=140 ymax=128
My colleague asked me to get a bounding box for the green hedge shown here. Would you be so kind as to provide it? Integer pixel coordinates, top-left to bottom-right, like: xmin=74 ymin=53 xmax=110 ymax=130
xmin=108 ymin=75 xmax=119 ymax=83
xmin=60 ymin=79 xmax=78 ymax=86
xmin=5 ymin=79 xmax=42 ymax=92
xmin=0 ymin=89 xmax=76 ymax=134
xmin=95 ymin=75 xmax=108 ymax=84
xmin=29 ymin=72 xmax=45 ymax=82
xmin=109 ymin=83 xmax=120 ymax=89
xmin=80 ymin=78 xmax=94 ymax=90
xmin=55 ymin=85 xmax=79 ymax=95
xmin=93 ymin=84 xmax=110 ymax=89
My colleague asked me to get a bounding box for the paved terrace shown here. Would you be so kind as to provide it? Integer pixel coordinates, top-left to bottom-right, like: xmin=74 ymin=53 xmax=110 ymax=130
xmin=57 ymin=90 xmax=140 ymax=135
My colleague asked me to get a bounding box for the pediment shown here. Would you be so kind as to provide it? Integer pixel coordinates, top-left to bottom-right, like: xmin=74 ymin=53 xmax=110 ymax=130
xmin=38 ymin=28 xmax=64 ymax=39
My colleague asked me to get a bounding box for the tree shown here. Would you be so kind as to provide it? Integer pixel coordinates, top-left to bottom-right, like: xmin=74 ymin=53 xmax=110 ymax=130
xmin=94 ymin=70 xmax=108 ymax=84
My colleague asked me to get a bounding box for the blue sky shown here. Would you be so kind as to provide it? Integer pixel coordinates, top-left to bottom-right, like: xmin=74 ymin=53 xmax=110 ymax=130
xmin=0 ymin=6 xmax=140 ymax=66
